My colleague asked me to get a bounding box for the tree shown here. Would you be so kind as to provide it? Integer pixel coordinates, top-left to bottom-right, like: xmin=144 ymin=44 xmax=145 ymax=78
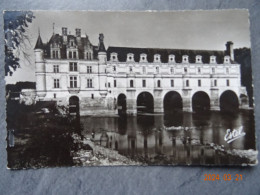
xmin=4 ymin=11 xmax=35 ymax=76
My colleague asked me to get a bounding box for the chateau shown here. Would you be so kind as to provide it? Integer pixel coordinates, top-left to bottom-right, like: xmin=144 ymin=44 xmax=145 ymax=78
xmin=34 ymin=27 xmax=248 ymax=115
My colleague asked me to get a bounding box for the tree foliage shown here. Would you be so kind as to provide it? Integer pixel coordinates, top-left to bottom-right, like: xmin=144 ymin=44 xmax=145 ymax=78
xmin=4 ymin=11 xmax=35 ymax=76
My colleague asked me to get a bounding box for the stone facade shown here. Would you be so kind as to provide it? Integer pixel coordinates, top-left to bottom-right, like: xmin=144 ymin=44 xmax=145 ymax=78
xmin=34 ymin=28 xmax=248 ymax=115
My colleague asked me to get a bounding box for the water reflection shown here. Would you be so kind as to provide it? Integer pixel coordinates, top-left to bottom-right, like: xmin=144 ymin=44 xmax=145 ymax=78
xmin=80 ymin=110 xmax=255 ymax=165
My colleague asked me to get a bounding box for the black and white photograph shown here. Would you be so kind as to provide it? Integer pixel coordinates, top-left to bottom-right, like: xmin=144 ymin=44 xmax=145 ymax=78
xmin=4 ymin=10 xmax=257 ymax=169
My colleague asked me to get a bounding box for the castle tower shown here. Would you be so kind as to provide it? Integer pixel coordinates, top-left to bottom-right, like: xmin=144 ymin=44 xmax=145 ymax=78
xmin=34 ymin=33 xmax=46 ymax=98
xmin=97 ymin=33 xmax=108 ymax=97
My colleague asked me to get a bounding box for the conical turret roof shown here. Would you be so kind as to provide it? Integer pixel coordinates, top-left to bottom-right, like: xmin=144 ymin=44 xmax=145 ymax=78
xmin=34 ymin=34 xmax=44 ymax=49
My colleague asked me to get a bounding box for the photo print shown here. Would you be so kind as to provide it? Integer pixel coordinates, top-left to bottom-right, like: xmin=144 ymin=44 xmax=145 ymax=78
xmin=4 ymin=10 xmax=257 ymax=169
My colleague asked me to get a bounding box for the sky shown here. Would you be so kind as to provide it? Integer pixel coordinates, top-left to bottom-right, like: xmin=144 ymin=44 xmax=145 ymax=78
xmin=5 ymin=10 xmax=251 ymax=84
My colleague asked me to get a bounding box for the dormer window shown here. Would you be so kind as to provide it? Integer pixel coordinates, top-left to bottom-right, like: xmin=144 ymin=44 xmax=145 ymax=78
xmin=70 ymin=40 xmax=74 ymax=47
xmin=182 ymin=55 xmax=189 ymax=63
xmin=127 ymin=53 xmax=134 ymax=62
xmin=196 ymin=55 xmax=202 ymax=63
xmin=52 ymin=49 xmax=60 ymax=59
xmin=224 ymin=56 xmax=231 ymax=64
xmin=210 ymin=56 xmax=216 ymax=64
xmin=140 ymin=53 xmax=147 ymax=62
xmin=111 ymin=52 xmax=118 ymax=62
xmin=169 ymin=55 xmax=175 ymax=63
xmin=154 ymin=54 xmax=161 ymax=63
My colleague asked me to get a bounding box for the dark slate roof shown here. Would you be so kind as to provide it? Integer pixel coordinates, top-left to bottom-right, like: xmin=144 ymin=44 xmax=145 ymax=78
xmin=34 ymin=35 xmax=44 ymax=49
xmin=42 ymin=34 xmax=98 ymax=60
xmin=107 ymin=46 xmax=229 ymax=64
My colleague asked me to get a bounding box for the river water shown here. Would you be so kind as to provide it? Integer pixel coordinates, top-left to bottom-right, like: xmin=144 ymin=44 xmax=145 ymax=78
xmin=80 ymin=110 xmax=256 ymax=165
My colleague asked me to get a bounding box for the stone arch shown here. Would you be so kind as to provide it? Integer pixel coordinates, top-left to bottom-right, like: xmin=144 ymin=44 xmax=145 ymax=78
xmin=220 ymin=90 xmax=239 ymax=112
xmin=192 ymin=91 xmax=210 ymax=112
xmin=163 ymin=91 xmax=183 ymax=113
xmin=69 ymin=96 xmax=80 ymax=116
xmin=117 ymin=93 xmax=127 ymax=116
xmin=137 ymin=92 xmax=154 ymax=113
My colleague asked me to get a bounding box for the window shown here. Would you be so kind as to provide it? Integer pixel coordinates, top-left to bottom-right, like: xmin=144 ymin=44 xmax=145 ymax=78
xmin=70 ymin=41 xmax=74 ymax=47
xmin=52 ymin=50 xmax=59 ymax=59
xmin=142 ymin=80 xmax=146 ymax=87
xmin=198 ymin=80 xmax=201 ymax=87
xmin=91 ymin=94 xmax=94 ymax=99
xmin=114 ymin=80 xmax=117 ymax=87
xmin=184 ymin=67 xmax=187 ymax=73
xmin=53 ymin=65 xmax=59 ymax=73
xmin=69 ymin=62 xmax=77 ymax=71
xmin=226 ymin=68 xmax=229 ymax=74
xmin=54 ymin=93 xmax=56 ymax=98
xmin=186 ymin=80 xmax=189 ymax=87
xmin=129 ymin=67 xmax=133 ymax=73
xmin=69 ymin=51 xmax=72 ymax=59
xmin=214 ymin=80 xmax=217 ymax=87
xmin=87 ymin=79 xmax=93 ymax=88
xmin=226 ymin=79 xmax=230 ymax=86
xmin=212 ymin=68 xmax=215 ymax=74
xmin=73 ymin=52 xmax=77 ymax=59
xmin=87 ymin=66 xmax=92 ymax=73
xmin=130 ymin=80 xmax=134 ymax=87
xmin=108 ymin=82 xmax=111 ymax=88
xmin=113 ymin=66 xmax=116 ymax=72
xmin=54 ymin=79 xmax=60 ymax=88
xmin=70 ymin=76 xmax=77 ymax=88
xmin=198 ymin=67 xmax=201 ymax=73
xmin=156 ymin=67 xmax=159 ymax=74
xmin=142 ymin=66 xmax=146 ymax=74
xmin=171 ymin=80 xmax=174 ymax=87
xmin=157 ymin=80 xmax=161 ymax=87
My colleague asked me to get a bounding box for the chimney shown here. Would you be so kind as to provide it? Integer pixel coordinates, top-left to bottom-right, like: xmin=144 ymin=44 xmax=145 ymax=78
xmin=62 ymin=27 xmax=67 ymax=44
xmin=76 ymin=28 xmax=81 ymax=37
xmin=225 ymin=41 xmax=234 ymax=61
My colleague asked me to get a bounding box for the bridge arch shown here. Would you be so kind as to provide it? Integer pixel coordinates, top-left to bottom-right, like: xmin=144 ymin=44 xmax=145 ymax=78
xmin=137 ymin=92 xmax=154 ymax=113
xmin=163 ymin=91 xmax=183 ymax=113
xmin=117 ymin=93 xmax=127 ymax=116
xmin=220 ymin=90 xmax=239 ymax=112
xmin=192 ymin=91 xmax=210 ymax=112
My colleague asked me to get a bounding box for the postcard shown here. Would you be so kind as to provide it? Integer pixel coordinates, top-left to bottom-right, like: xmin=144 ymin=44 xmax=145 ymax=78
xmin=4 ymin=10 xmax=257 ymax=169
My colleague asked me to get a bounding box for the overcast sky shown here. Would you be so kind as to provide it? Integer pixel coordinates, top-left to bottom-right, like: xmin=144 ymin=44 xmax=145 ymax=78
xmin=5 ymin=10 xmax=251 ymax=84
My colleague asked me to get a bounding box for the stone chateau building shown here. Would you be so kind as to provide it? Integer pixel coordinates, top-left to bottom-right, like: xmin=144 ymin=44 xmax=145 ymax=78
xmin=34 ymin=27 xmax=248 ymax=115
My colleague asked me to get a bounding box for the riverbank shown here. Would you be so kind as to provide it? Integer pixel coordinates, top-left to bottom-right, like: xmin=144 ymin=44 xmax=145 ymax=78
xmin=71 ymin=134 xmax=142 ymax=166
